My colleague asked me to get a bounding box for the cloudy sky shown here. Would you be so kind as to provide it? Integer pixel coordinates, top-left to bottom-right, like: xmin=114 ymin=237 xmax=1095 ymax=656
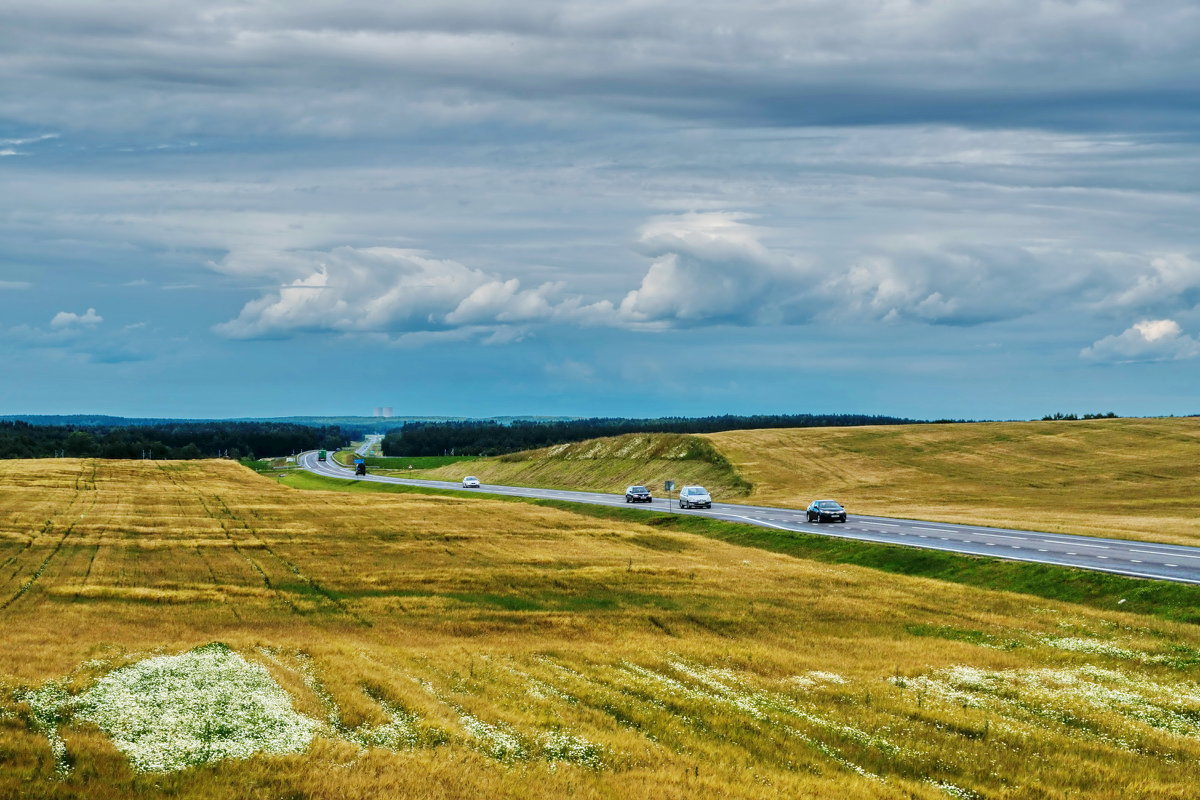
xmin=2 ymin=0 xmax=1198 ymax=419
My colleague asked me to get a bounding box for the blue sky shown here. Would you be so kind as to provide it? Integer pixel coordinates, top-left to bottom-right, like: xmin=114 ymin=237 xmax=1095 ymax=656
xmin=1 ymin=1 xmax=1198 ymax=420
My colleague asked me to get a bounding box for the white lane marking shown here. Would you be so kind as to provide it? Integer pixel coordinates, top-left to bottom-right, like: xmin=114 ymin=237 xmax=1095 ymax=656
xmin=912 ymin=526 xmax=957 ymax=532
xmin=1038 ymin=549 xmax=1048 ymax=552
xmin=1131 ymin=560 xmax=1142 ymax=563
xmin=733 ymin=515 xmax=795 ymax=532
xmin=1096 ymin=556 xmax=1109 ymax=559
xmin=1167 ymin=564 xmax=1180 ymax=567
xmin=872 ymin=522 xmax=900 ymax=527
xmin=1128 ymin=548 xmax=1200 ymax=562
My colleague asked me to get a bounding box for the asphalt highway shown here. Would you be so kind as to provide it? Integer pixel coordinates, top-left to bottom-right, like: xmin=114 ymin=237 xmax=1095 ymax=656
xmin=298 ymin=446 xmax=1200 ymax=586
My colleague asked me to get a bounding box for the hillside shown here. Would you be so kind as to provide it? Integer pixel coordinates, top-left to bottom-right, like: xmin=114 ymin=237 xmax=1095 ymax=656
xmin=387 ymin=432 xmax=752 ymax=497
xmin=4 ymin=458 xmax=1200 ymax=798
xmin=707 ymin=417 xmax=1200 ymax=546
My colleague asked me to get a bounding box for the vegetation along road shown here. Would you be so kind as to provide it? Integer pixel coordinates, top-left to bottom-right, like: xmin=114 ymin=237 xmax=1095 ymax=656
xmin=301 ymin=448 xmax=1200 ymax=586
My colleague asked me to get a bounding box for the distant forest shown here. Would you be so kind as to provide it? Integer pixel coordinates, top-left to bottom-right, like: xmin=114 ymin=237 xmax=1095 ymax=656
xmin=382 ymin=414 xmax=926 ymax=457
xmin=0 ymin=421 xmax=345 ymax=460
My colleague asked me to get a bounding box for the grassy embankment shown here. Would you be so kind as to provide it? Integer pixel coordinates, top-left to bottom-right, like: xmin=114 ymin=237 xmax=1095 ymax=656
xmin=706 ymin=416 xmax=1200 ymax=546
xmin=4 ymin=459 xmax=1200 ymax=798
xmin=381 ymin=433 xmax=750 ymax=497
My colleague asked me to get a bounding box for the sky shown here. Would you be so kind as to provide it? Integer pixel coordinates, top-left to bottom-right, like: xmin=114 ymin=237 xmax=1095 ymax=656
xmin=1 ymin=0 xmax=1198 ymax=420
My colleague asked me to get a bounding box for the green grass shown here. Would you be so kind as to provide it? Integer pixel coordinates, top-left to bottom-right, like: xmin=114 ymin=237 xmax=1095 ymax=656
xmin=271 ymin=468 xmax=1200 ymax=626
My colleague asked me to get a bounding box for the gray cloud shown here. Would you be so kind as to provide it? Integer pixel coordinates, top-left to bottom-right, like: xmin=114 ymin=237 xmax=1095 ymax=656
xmin=1 ymin=2 xmax=1197 ymax=137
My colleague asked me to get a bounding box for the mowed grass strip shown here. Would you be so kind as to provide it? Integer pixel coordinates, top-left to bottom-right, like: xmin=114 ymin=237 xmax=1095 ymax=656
xmin=6 ymin=459 xmax=1200 ymax=799
xmin=706 ymin=416 xmax=1200 ymax=546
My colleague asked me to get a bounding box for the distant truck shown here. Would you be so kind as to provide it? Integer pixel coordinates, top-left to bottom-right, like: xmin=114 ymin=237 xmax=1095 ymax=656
xmin=318 ymin=450 xmax=327 ymax=462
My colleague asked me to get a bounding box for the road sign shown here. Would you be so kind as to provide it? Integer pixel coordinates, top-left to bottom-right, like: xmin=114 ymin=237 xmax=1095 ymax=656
xmin=664 ymin=480 xmax=675 ymax=492
xmin=354 ymin=458 xmax=365 ymax=465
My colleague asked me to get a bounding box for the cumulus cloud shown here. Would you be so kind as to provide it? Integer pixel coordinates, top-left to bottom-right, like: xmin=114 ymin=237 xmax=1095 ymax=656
xmin=215 ymin=216 xmax=1200 ymax=344
xmin=213 ymin=246 xmax=606 ymax=340
xmin=616 ymin=212 xmax=818 ymax=328
xmin=1081 ymin=319 xmax=1200 ymax=363
xmin=614 ymin=215 xmax=1100 ymax=329
xmin=1097 ymin=253 xmax=1200 ymax=312
xmin=50 ymin=308 xmax=103 ymax=328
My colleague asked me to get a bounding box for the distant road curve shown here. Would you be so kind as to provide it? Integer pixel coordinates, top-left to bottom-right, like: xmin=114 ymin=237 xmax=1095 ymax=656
xmin=297 ymin=449 xmax=1200 ymax=586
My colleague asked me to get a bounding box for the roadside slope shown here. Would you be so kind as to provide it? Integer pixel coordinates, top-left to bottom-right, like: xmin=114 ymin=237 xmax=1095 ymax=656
xmin=380 ymin=432 xmax=752 ymax=497
xmin=706 ymin=417 xmax=1200 ymax=546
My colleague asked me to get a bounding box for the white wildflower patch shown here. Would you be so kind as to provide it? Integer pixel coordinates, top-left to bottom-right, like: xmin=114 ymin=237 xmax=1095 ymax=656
xmin=928 ymin=779 xmax=981 ymax=799
xmin=620 ymin=660 xmax=892 ymax=778
xmin=74 ymin=643 xmax=318 ymax=772
xmin=1042 ymin=637 xmax=1140 ymax=659
xmin=791 ymin=670 xmax=849 ymax=688
xmin=458 ymin=711 xmax=527 ymax=761
xmin=15 ymin=684 xmax=70 ymax=775
xmin=539 ymin=729 xmax=605 ymax=769
xmin=891 ymin=663 xmax=1200 ymax=751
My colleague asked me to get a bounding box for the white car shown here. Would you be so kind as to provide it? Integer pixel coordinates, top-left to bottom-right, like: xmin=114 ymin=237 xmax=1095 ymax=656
xmin=678 ymin=485 xmax=712 ymax=509
xmin=462 ymin=476 xmax=481 ymax=488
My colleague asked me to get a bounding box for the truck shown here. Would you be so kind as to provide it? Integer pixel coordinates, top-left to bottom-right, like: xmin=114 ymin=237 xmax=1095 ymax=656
xmin=318 ymin=450 xmax=327 ymax=462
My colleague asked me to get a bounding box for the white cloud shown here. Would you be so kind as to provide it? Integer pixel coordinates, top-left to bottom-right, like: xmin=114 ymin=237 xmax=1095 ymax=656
xmin=0 ymin=281 xmax=32 ymax=290
xmin=1081 ymin=319 xmax=1200 ymax=363
xmin=50 ymin=307 xmax=103 ymax=328
xmin=1097 ymin=253 xmax=1200 ymax=312
xmin=616 ymin=212 xmax=818 ymax=329
xmin=213 ymin=246 xmax=606 ymax=340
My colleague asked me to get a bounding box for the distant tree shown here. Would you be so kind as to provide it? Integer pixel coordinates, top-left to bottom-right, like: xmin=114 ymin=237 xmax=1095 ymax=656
xmin=175 ymin=443 xmax=203 ymax=459
xmin=64 ymin=430 xmax=98 ymax=456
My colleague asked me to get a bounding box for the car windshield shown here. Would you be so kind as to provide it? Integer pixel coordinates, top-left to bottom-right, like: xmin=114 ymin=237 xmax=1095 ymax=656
xmin=630 ymin=486 xmax=647 ymax=493
xmin=818 ymin=501 xmax=841 ymax=508
xmin=465 ymin=476 xmax=477 ymax=480
xmin=688 ymin=488 xmax=706 ymax=495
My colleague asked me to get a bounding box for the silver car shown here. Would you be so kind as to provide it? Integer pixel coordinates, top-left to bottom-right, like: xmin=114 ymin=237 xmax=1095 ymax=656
xmin=462 ymin=476 xmax=481 ymax=488
xmin=678 ymin=485 xmax=712 ymax=509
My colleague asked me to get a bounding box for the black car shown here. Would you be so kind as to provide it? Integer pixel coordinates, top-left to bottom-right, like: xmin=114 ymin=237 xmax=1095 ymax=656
xmin=625 ymin=485 xmax=653 ymax=503
xmin=807 ymin=499 xmax=846 ymax=523
xmin=355 ymin=463 xmax=367 ymax=476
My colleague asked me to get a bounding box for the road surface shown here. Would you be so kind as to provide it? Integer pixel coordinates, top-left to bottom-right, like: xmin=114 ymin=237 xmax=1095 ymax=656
xmin=298 ymin=448 xmax=1200 ymax=585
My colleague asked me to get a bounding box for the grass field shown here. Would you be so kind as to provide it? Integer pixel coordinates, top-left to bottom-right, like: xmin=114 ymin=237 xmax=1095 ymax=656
xmin=386 ymin=433 xmax=749 ymax=497
xmin=5 ymin=459 xmax=1200 ymax=798
xmin=706 ymin=417 xmax=1200 ymax=546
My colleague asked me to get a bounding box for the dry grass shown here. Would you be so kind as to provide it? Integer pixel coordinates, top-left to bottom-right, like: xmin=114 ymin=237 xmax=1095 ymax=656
xmin=391 ymin=432 xmax=748 ymax=497
xmin=707 ymin=417 xmax=1200 ymax=546
xmin=3 ymin=458 xmax=1200 ymax=798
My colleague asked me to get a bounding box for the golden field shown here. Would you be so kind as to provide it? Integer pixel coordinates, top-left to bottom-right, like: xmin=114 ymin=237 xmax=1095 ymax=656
xmin=386 ymin=432 xmax=748 ymax=497
xmin=4 ymin=458 xmax=1200 ymax=798
xmin=706 ymin=417 xmax=1200 ymax=546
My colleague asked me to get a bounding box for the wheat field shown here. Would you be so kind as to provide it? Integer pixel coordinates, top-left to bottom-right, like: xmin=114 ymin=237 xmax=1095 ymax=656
xmin=706 ymin=417 xmax=1200 ymax=546
xmin=4 ymin=458 xmax=1200 ymax=799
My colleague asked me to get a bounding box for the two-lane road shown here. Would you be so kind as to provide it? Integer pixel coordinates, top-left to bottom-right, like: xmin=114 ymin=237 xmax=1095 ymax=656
xmin=298 ymin=450 xmax=1200 ymax=585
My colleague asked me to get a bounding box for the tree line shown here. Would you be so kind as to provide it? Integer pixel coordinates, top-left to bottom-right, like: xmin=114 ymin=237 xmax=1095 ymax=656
xmin=0 ymin=421 xmax=346 ymax=461
xmin=382 ymin=413 xmax=925 ymax=457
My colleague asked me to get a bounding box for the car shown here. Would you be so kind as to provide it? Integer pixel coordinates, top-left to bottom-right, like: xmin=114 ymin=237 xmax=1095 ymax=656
xmin=462 ymin=476 xmax=481 ymax=488
xmin=678 ymin=485 xmax=712 ymax=509
xmin=807 ymin=499 xmax=847 ymax=523
xmin=625 ymin=485 xmax=653 ymax=503
xmin=354 ymin=463 xmax=367 ymax=476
